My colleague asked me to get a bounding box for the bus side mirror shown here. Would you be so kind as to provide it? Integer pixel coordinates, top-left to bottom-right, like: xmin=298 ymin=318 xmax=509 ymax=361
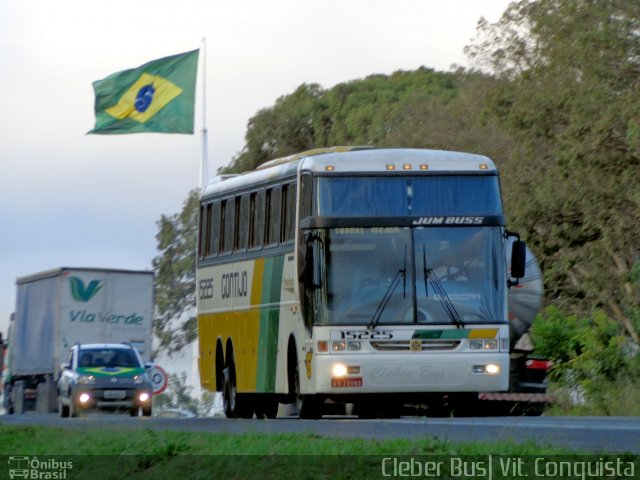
xmin=301 ymin=233 xmax=323 ymax=291
xmin=511 ymin=240 xmax=527 ymax=280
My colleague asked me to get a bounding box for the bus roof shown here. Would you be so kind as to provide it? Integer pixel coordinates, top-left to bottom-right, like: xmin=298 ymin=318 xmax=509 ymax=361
xmin=202 ymin=148 xmax=497 ymax=198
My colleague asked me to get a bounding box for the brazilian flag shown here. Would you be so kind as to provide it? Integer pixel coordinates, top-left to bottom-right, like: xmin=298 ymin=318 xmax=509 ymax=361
xmin=89 ymin=49 xmax=199 ymax=134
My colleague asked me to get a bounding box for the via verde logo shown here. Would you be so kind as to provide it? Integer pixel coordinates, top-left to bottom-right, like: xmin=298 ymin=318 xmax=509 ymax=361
xmin=69 ymin=277 xmax=102 ymax=302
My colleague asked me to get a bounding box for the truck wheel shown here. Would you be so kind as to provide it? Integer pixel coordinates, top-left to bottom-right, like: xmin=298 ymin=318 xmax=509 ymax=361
xmin=353 ymin=403 xmax=378 ymax=419
xmin=254 ymin=396 xmax=278 ymax=419
xmin=295 ymin=365 xmax=322 ymax=419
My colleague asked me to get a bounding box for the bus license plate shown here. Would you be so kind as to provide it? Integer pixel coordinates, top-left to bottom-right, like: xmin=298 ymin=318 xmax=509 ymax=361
xmin=331 ymin=378 xmax=362 ymax=388
xmin=104 ymin=390 xmax=126 ymax=400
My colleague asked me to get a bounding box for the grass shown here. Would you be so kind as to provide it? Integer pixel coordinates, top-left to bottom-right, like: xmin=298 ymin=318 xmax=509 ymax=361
xmin=3 ymin=424 xmax=632 ymax=480
xmin=544 ymin=380 xmax=640 ymax=416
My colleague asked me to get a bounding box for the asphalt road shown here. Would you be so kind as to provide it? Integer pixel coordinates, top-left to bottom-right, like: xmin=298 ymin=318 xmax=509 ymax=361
xmin=2 ymin=413 xmax=639 ymax=453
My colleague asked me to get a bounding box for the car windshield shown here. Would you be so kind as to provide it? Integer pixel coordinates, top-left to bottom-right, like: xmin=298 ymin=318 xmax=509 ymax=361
xmin=78 ymin=348 xmax=140 ymax=368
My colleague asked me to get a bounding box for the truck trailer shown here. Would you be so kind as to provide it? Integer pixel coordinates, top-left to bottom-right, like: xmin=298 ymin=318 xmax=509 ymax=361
xmin=2 ymin=267 xmax=154 ymax=414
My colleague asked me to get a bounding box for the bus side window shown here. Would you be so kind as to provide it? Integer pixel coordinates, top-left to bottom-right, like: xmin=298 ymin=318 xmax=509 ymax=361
xmin=281 ymin=183 xmax=296 ymax=243
xmin=234 ymin=195 xmax=249 ymax=252
xmin=219 ymin=200 xmax=227 ymax=254
xmin=249 ymin=191 xmax=263 ymax=249
xmin=204 ymin=203 xmax=213 ymax=256
xmin=265 ymin=187 xmax=281 ymax=247
xmin=300 ymin=173 xmax=312 ymax=220
xmin=198 ymin=204 xmax=206 ymax=258
xmin=224 ymin=197 xmax=235 ymax=253
xmin=210 ymin=202 xmax=220 ymax=255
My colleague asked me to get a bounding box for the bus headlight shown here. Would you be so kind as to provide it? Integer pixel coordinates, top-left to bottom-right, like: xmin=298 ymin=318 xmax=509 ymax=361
xmin=332 ymin=341 xmax=346 ymax=352
xmin=469 ymin=339 xmax=498 ymax=351
xmin=485 ymin=363 xmax=500 ymax=375
xmin=473 ymin=364 xmax=500 ymax=375
xmin=332 ymin=364 xmax=348 ymax=377
xmin=332 ymin=341 xmax=361 ymax=352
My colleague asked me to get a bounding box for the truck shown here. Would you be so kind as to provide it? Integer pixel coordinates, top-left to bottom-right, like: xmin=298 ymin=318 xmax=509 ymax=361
xmin=2 ymin=267 xmax=154 ymax=414
xmin=475 ymin=242 xmax=551 ymax=415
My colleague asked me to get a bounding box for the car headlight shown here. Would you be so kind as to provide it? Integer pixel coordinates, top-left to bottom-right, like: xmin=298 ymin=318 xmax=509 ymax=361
xmin=77 ymin=375 xmax=96 ymax=384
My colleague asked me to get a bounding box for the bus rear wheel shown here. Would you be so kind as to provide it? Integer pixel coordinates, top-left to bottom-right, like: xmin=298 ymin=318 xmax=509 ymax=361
xmin=223 ymin=361 xmax=253 ymax=419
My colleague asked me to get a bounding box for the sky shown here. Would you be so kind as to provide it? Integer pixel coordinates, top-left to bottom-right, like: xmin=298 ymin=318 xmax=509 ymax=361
xmin=0 ymin=0 xmax=512 ymax=341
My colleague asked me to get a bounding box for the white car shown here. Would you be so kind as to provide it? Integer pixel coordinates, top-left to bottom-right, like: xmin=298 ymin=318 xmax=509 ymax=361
xmin=57 ymin=343 xmax=153 ymax=417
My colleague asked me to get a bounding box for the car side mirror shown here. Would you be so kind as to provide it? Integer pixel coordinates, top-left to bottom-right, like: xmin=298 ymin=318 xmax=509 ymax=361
xmin=145 ymin=362 xmax=154 ymax=370
xmin=60 ymin=362 xmax=71 ymax=371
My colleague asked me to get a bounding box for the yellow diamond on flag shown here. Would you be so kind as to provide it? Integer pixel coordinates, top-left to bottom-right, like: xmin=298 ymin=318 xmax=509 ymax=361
xmin=105 ymin=73 xmax=183 ymax=124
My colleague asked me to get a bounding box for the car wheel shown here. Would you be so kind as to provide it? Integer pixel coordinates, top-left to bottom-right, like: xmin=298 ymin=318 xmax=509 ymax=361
xmin=129 ymin=407 xmax=139 ymax=417
xmin=68 ymin=397 xmax=77 ymax=418
xmin=58 ymin=396 xmax=69 ymax=418
xmin=142 ymin=406 xmax=152 ymax=417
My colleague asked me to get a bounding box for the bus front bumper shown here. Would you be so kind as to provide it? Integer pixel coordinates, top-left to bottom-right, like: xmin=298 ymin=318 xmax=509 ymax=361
xmin=312 ymin=352 xmax=509 ymax=394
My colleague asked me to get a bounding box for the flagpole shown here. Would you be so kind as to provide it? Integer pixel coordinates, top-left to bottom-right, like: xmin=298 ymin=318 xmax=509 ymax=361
xmin=200 ymin=37 xmax=209 ymax=190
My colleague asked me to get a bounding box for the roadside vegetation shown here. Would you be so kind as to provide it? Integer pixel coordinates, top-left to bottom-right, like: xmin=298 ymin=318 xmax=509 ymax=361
xmin=3 ymin=423 xmax=622 ymax=480
xmin=153 ymin=0 xmax=640 ymax=416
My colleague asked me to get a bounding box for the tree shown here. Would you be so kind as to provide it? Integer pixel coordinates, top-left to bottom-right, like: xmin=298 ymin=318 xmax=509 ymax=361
xmin=465 ymin=0 xmax=640 ymax=342
xmin=154 ymin=372 xmax=217 ymax=416
xmin=152 ymin=189 xmax=200 ymax=354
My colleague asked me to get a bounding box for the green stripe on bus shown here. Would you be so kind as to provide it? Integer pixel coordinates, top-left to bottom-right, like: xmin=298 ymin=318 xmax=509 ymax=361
xmin=439 ymin=329 xmax=471 ymax=339
xmin=256 ymin=256 xmax=284 ymax=392
xmin=412 ymin=329 xmax=471 ymax=339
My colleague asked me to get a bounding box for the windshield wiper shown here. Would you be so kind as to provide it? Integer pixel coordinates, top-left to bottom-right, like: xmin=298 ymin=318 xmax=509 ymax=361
xmin=422 ymin=246 xmax=464 ymax=329
xmin=368 ymin=246 xmax=407 ymax=330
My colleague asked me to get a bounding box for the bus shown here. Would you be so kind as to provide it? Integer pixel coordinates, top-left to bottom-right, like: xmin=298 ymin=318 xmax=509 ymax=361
xmin=196 ymin=147 xmax=527 ymax=418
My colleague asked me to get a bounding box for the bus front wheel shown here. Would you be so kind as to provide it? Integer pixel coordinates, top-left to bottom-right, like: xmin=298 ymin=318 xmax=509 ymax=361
xmin=294 ymin=365 xmax=322 ymax=419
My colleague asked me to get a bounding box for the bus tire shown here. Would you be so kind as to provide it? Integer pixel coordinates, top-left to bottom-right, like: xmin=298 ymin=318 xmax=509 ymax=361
xmin=295 ymin=365 xmax=322 ymax=419
xmin=223 ymin=362 xmax=254 ymax=419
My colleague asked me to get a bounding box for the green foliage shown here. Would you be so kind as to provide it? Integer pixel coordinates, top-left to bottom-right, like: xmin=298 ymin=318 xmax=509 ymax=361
xmin=466 ymin=0 xmax=640 ymax=341
xmin=152 ymin=189 xmax=199 ymax=355
xmin=221 ymin=68 xmax=508 ymax=174
xmin=531 ymin=306 xmax=639 ymax=408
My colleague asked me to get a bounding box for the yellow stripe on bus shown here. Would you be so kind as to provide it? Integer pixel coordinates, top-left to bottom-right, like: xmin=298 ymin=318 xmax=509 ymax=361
xmin=468 ymin=329 xmax=498 ymax=339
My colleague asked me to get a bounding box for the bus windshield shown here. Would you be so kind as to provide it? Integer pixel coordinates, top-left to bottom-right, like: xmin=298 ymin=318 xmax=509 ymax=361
xmin=318 ymin=226 xmax=505 ymax=326
xmin=315 ymin=175 xmax=503 ymax=217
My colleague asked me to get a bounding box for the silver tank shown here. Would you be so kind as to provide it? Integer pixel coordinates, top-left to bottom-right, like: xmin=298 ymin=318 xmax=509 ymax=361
xmin=507 ymin=241 xmax=544 ymax=347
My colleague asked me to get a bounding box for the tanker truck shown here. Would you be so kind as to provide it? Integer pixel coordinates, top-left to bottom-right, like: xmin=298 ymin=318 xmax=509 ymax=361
xmin=2 ymin=267 xmax=154 ymax=414
xmin=476 ymin=242 xmax=551 ymax=415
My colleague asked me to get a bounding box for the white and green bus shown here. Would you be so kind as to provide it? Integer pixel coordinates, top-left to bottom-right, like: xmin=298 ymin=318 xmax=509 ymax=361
xmin=196 ymin=147 xmax=527 ymax=418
